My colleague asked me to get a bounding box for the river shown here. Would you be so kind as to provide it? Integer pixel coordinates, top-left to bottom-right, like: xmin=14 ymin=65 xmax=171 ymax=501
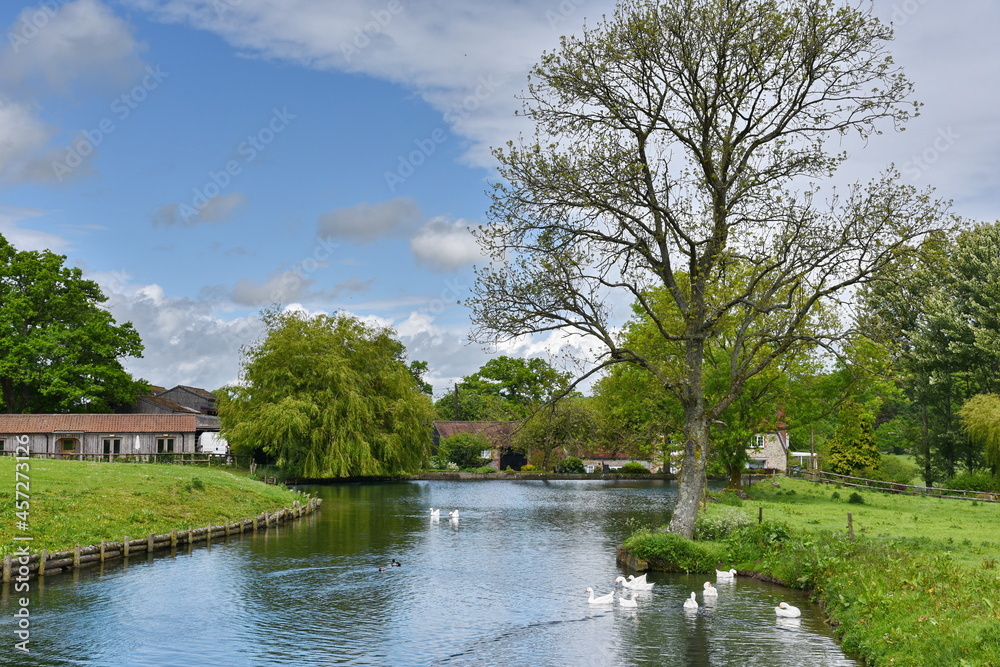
xmin=2 ymin=479 xmax=857 ymax=666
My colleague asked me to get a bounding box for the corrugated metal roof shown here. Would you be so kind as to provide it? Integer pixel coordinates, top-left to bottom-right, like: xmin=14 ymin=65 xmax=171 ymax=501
xmin=0 ymin=414 xmax=199 ymax=433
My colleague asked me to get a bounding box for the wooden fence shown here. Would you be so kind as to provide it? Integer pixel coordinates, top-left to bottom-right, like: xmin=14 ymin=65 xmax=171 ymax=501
xmin=801 ymin=469 xmax=1000 ymax=503
xmin=1 ymin=494 xmax=322 ymax=582
xmin=1 ymin=451 xmax=253 ymax=468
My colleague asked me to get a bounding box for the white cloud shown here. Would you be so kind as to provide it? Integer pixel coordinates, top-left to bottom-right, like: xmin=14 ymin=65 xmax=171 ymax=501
xmin=409 ymin=216 xmax=482 ymax=272
xmin=0 ymin=99 xmax=61 ymax=184
xmin=227 ymin=271 xmax=371 ymax=306
xmin=1 ymin=0 xmax=145 ymax=94
xmin=0 ymin=205 xmax=70 ymax=252
xmin=121 ymin=0 xmax=573 ymax=168
xmin=317 ymin=196 xmax=421 ymax=243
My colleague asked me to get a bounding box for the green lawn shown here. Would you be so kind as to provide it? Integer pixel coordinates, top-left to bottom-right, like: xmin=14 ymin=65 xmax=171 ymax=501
xmin=1 ymin=457 xmax=303 ymax=555
xmin=622 ymin=476 xmax=1000 ymax=666
xmin=716 ymin=476 xmax=1000 ymax=568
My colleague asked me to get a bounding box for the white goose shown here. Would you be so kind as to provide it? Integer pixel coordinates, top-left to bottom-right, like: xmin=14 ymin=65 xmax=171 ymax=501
xmin=775 ymin=602 xmax=802 ymax=618
xmin=626 ymin=576 xmax=654 ymax=591
xmin=702 ymin=582 xmax=718 ymax=597
xmin=585 ymin=587 xmax=615 ymax=605
xmin=715 ymin=568 xmax=737 ymax=580
xmin=683 ymin=592 xmax=698 ymax=610
xmin=618 ymin=594 xmax=639 ymax=608
xmin=429 ymin=508 xmax=440 ymax=519
xmin=627 ymin=573 xmax=648 ymax=586
xmin=448 ymin=509 xmax=460 ymax=519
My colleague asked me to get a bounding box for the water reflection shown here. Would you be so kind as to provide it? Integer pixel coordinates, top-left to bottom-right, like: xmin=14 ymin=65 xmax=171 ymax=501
xmin=1 ymin=479 xmax=856 ymax=666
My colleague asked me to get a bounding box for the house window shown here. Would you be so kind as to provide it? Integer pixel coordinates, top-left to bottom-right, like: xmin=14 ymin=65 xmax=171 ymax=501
xmin=60 ymin=438 xmax=76 ymax=454
xmin=754 ymin=435 xmax=765 ymax=448
xmin=480 ymin=449 xmax=491 ymax=460
xmin=0 ymin=438 xmax=5 ymax=452
xmin=157 ymin=438 xmax=175 ymax=453
xmin=102 ymin=438 xmax=122 ymax=455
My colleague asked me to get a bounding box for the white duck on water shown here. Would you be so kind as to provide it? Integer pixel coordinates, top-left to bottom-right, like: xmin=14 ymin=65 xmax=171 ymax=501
xmin=702 ymin=582 xmax=718 ymax=597
xmin=715 ymin=568 xmax=737 ymax=580
xmin=775 ymin=602 xmax=801 ymax=618
xmin=618 ymin=594 xmax=639 ymax=608
xmin=683 ymin=592 xmax=698 ymax=610
xmin=585 ymin=587 xmax=615 ymax=605
xmin=614 ymin=576 xmax=655 ymax=591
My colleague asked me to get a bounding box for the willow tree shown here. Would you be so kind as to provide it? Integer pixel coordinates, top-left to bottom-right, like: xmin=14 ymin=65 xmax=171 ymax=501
xmin=219 ymin=309 xmax=433 ymax=477
xmin=469 ymin=0 xmax=950 ymax=537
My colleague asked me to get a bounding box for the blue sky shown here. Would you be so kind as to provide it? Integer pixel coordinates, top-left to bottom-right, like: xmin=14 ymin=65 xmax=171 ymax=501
xmin=1 ymin=0 xmax=998 ymax=397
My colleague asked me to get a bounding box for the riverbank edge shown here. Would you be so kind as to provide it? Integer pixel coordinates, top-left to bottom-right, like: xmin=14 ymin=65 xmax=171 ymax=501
xmin=616 ymin=529 xmax=1000 ymax=666
xmin=286 ymin=472 xmax=679 ymax=483
xmin=2 ymin=494 xmax=322 ymax=583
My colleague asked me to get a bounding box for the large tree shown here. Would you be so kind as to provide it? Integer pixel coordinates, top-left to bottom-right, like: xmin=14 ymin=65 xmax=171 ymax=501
xmin=469 ymin=0 xmax=948 ymax=536
xmin=0 ymin=234 xmax=146 ymax=413
xmin=218 ymin=309 xmax=433 ymax=477
xmin=436 ymin=355 xmax=570 ymax=421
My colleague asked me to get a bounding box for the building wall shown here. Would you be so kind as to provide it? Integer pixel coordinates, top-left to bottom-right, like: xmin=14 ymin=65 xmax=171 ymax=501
xmin=747 ymin=432 xmax=788 ymax=471
xmin=1 ymin=432 xmax=197 ymax=455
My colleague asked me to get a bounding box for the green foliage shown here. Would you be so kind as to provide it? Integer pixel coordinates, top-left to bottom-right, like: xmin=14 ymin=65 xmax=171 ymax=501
xmin=618 ymin=461 xmax=650 ymax=474
xmin=848 ymin=492 xmax=865 ymax=504
xmin=959 ymin=393 xmax=1000 ymax=471
xmin=725 ymin=521 xmax=792 ymax=563
xmin=219 ymin=309 xmax=434 ymax=478
xmin=872 ymin=454 xmax=920 ymax=485
xmin=825 ymin=401 xmax=881 ymax=475
xmin=693 ymin=507 xmax=754 ymax=540
xmin=944 ymin=470 xmax=999 ymax=493
xmin=554 ymin=456 xmax=585 ymax=473
xmin=621 ymin=530 xmax=724 ymax=573
xmin=0 ymin=233 xmax=147 ymax=413
xmin=519 ymin=463 xmax=538 ymax=472
xmin=515 ymin=398 xmax=598 ymax=470
xmin=183 ymin=476 xmax=206 ymax=493
xmin=473 ymin=466 xmax=496 ymax=474
xmin=438 ymin=432 xmax=491 ymax=469
xmin=831 ymin=491 xmax=841 ymax=500
xmin=713 ymin=490 xmax=744 ymax=507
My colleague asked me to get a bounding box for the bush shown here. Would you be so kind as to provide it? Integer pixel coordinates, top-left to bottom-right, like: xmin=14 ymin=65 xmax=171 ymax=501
xmin=831 ymin=491 xmax=841 ymax=500
xmin=694 ymin=507 xmax=755 ymax=540
xmin=555 ymin=456 xmax=585 ymax=473
xmin=944 ymin=470 xmax=1000 ymax=492
xmin=725 ymin=520 xmax=792 ymax=563
xmin=519 ymin=463 xmax=538 ymax=472
xmin=714 ymin=490 xmax=744 ymax=507
xmin=439 ymin=432 xmax=491 ymax=469
xmin=619 ymin=461 xmax=651 ymax=474
xmin=474 ymin=466 xmax=496 ymax=474
xmin=622 ymin=530 xmax=724 ymax=573
xmin=848 ymin=492 xmax=865 ymax=504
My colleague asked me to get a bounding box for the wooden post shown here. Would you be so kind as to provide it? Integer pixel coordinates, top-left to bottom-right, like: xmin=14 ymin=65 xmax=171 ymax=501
xmin=2 ymin=555 xmax=11 ymax=583
xmin=205 ymin=525 xmax=212 ymax=549
xmin=758 ymin=507 xmax=763 ymax=524
xmin=39 ymin=550 xmax=48 ymax=576
xmin=123 ymin=537 xmax=129 ymax=558
xmin=73 ymin=544 xmax=81 ymax=570
xmin=847 ymin=512 xmax=854 ymax=541
xmin=100 ymin=541 xmax=106 ymax=562
xmin=148 ymin=533 xmax=155 ymax=552
xmin=171 ymin=530 xmax=178 ymax=548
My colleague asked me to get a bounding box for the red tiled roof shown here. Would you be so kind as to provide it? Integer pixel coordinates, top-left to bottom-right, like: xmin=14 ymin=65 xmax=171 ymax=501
xmin=0 ymin=414 xmax=199 ymax=434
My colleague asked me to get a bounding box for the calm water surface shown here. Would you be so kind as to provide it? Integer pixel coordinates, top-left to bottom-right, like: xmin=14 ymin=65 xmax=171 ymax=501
xmin=2 ymin=479 xmax=857 ymax=666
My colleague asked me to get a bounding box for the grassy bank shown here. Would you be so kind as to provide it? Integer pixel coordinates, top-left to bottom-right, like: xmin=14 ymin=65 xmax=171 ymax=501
xmin=621 ymin=477 xmax=1000 ymax=667
xmin=1 ymin=457 xmax=303 ymax=555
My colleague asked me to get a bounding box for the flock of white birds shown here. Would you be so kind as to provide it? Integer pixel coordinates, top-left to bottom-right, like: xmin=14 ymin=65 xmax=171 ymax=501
xmin=586 ymin=568 xmax=802 ymax=618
